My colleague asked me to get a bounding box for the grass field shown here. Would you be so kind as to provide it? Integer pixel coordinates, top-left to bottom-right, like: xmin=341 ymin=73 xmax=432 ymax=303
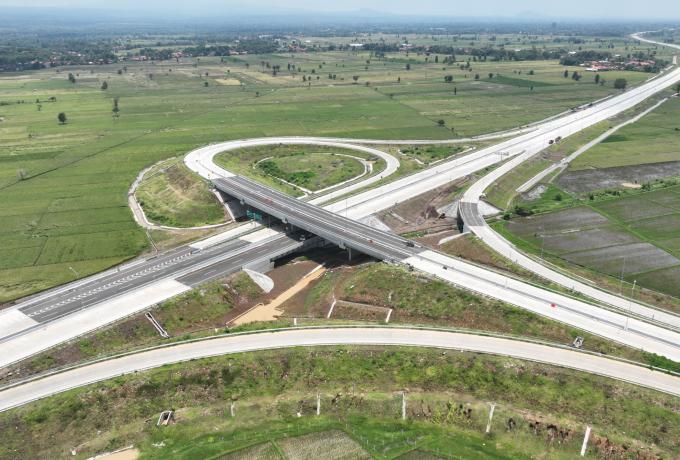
xmin=259 ymin=152 xmax=364 ymax=191
xmin=301 ymin=263 xmax=661 ymax=363
xmin=569 ymin=96 xmax=680 ymax=170
xmin=136 ymin=159 xmax=226 ymax=227
xmin=2 ymin=347 xmax=678 ymax=459
xmin=0 ymin=49 xmax=655 ymax=302
xmin=399 ymin=144 xmax=468 ymax=164
xmin=215 ymin=144 xmax=386 ymax=196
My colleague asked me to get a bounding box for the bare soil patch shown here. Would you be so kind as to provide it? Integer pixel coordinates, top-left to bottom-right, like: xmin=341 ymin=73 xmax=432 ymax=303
xmin=378 ymin=181 xmax=465 ymax=235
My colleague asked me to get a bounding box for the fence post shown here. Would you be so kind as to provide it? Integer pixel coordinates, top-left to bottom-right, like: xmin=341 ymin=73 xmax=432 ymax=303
xmin=230 ymin=402 xmax=235 ymax=417
xmin=485 ymin=403 xmax=496 ymax=433
xmin=401 ymin=392 xmax=407 ymax=421
xmin=580 ymin=426 xmax=592 ymax=456
xmin=316 ymin=393 xmax=321 ymax=415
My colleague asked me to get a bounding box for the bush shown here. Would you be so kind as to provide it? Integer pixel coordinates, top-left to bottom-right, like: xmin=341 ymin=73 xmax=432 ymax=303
xmin=513 ymin=205 xmax=533 ymax=217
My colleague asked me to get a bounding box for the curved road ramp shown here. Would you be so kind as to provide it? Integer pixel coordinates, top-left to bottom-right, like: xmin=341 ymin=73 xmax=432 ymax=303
xmin=0 ymin=327 xmax=678 ymax=413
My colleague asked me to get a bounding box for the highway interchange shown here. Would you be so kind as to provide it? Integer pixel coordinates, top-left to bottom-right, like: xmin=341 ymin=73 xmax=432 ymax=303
xmin=0 ymin=32 xmax=679 ymax=409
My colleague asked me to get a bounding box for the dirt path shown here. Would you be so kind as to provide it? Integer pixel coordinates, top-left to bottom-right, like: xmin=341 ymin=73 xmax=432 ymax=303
xmin=230 ymin=265 xmax=326 ymax=325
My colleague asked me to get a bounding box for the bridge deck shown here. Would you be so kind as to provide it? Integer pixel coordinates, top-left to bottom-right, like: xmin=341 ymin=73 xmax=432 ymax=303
xmin=214 ymin=176 xmax=422 ymax=262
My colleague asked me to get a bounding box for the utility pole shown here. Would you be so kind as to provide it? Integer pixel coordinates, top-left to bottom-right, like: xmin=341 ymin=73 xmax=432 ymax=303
xmin=626 ymin=280 xmax=636 ymax=331
xmin=619 ymin=257 xmax=627 ymax=293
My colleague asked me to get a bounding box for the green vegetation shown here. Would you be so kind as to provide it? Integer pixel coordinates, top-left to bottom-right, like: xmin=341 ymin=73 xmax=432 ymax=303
xmin=399 ymin=144 xmax=468 ymax=164
xmin=136 ymin=160 xmax=226 ymax=227
xmin=3 ymin=272 xmax=262 ymax=379
xmin=12 ymin=253 xmax=679 ymax=383
xmin=511 ymin=183 xmax=578 ymax=216
xmin=485 ymin=157 xmax=551 ymax=210
xmin=258 ymin=152 xmax=364 ymax=191
xmin=570 ymin=96 xmax=680 ymax=170
xmin=307 ymin=263 xmax=659 ymax=364
xmin=0 ymin=33 xmax=662 ymax=303
xmin=2 ymin=347 xmax=678 ymax=459
xmin=215 ymin=144 xmax=386 ymax=197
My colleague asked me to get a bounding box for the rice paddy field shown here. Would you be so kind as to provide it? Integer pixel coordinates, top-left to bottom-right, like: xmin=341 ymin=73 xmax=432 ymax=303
xmin=0 ymin=44 xmax=654 ymax=302
xmin=495 ymin=184 xmax=680 ymax=298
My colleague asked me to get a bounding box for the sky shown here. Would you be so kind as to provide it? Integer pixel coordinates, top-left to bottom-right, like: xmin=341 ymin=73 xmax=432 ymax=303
xmin=1 ymin=0 xmax=679 ymax=20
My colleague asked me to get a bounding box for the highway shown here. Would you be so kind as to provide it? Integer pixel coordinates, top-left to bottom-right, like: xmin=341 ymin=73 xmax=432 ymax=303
xmin=210 ymin=172 xmax=680 ymax=360
xmin=457 ymin=33 xmax=680 ymax=329
xmin=2 ymin=31 xmax=679 ymax=371
xmin=1 ymin=327 xmax=677 ymax=413
xmin=0 ymin=230 xmax=303 ymax=368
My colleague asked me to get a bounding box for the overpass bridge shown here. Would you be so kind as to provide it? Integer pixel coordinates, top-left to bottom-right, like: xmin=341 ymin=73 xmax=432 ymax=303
xmin=213 ymin=176 xmax=424 ymax=263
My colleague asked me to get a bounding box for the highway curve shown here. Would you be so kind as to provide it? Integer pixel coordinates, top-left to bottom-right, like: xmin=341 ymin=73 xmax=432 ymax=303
xmin=183 ymin=40 xmax=680 ymax=360
xmin=1 ymin=327 xmax=678 ymax=413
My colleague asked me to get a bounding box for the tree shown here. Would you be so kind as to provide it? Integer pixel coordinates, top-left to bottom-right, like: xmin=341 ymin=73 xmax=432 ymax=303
xmin=352 ymin=75 xmax=360 ymax=83
xmin=488 ymin=72 xmax=494 ymax=79
xmin=112 ymin=97 xmax=120 ymax=117
xmin=675 ymin=82 xmax=680 ymax=93
xmin=57 ymin=112 xmax=67 ymax=124
xmin=454 ymin=87 xmax=457 ymax=95
xmin=444 ymin=75 xmax=454 ymax=83
xmin=528 ymin=69 xmax=535 ymax=75
xmin=614 ymin=78 xmax=628 ymax=90
xmin=101 ymin=81 xmax=108 ymax=90
xmin=67 ymin=73 xmax=76 ymax=84
xmin=437 ymin=119 xmax=445 ymax=127
xmin=563 ymin=69 xmax=569 ymax=78
xmin=474 ymin=73 xmax=480 ymax=80
xmin=594 ymin=74 xmax=600 ymax=84
xmin=405 ymin=63 xmax=411 ymax=70
xmin=204 ymin=81 xmax=209 ymax=87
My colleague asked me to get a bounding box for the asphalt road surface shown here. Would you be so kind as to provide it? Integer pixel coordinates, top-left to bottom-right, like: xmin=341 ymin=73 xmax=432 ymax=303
xmin=1 ymin=327 xmax=677 ymax=413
